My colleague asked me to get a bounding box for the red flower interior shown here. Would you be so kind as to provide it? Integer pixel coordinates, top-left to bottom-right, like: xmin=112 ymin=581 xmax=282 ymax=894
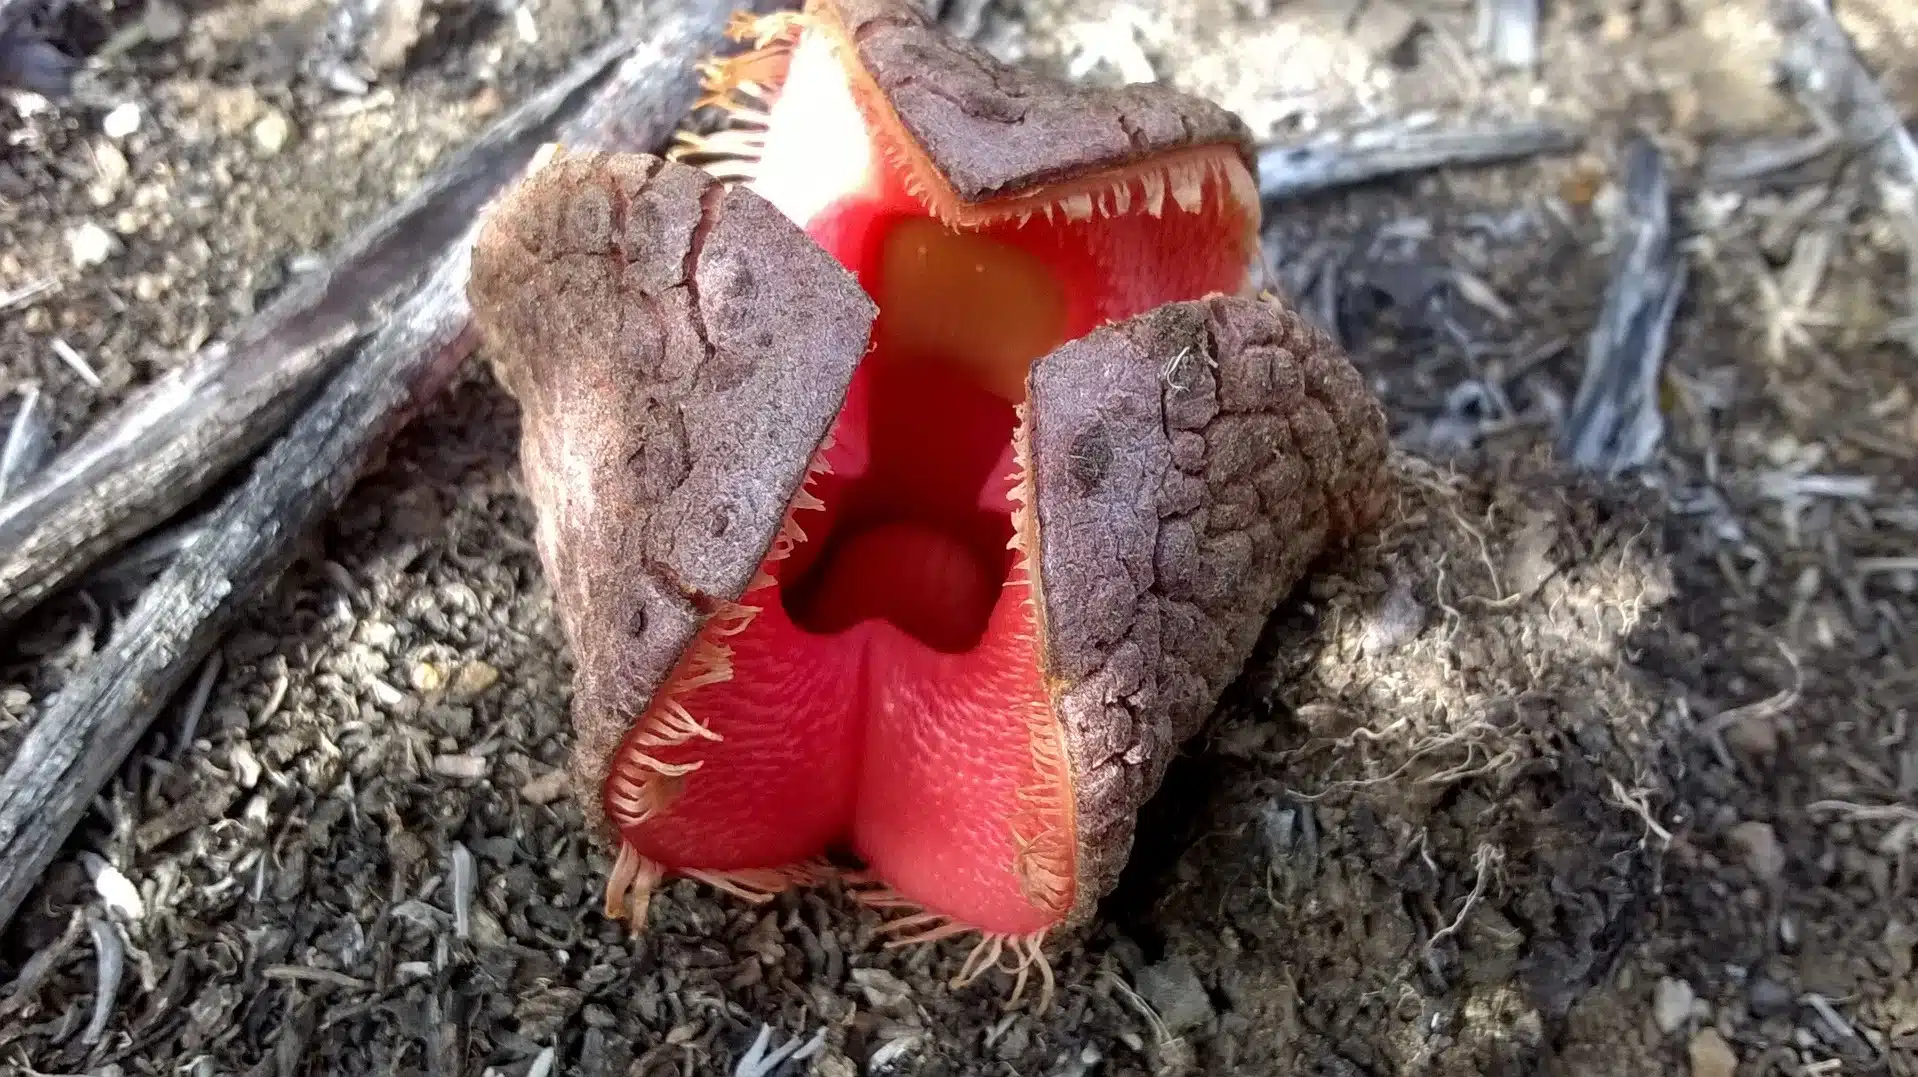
xmin=604 ymin=10 xmax=1262 ymax=951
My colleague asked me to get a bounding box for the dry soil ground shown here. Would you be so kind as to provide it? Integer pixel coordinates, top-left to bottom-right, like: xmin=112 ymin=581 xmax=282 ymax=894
xmin=2 ymin=0 xmax=1917 ymax=1075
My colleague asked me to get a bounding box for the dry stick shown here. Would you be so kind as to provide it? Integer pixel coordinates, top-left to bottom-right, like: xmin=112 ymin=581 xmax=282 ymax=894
xmin=1257 ymin=118 xmax=1579 ymax=202
xmin=0 ymin=23 xmax=649 ymax=628
xmin=0 ymin=0 xmax=739 ymax=937
xmin=1558 ymin=136 xmax=1685 ymax=477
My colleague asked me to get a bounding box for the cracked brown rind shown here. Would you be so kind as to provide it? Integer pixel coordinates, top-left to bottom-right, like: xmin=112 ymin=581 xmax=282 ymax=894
xmin=465 ymin=151 xmax=878 ymax=840
xmin=813 ymin=0 xmax=1257 ymax=204
xmin=1024 ymin=294 xmax=1392 ymax=928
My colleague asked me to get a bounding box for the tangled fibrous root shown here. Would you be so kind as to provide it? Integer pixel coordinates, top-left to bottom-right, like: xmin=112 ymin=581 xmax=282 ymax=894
xmin=1268 ymin=448 xmax=1676 ymax=809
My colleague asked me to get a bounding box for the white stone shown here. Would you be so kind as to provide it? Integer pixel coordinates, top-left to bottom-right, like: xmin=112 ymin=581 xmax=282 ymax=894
xmin=102 ymin=102 xmax=142 ymax=140
xmin=67 ymin=220 xmax=118 ymax=267
xmin=1654 ymin=977 xmax=1695 ymax=1034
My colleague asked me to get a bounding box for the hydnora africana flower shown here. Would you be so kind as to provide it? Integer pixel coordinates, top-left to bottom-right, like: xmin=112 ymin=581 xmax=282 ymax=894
xmin=466 ymin=0 xmax=1391 ymax=1008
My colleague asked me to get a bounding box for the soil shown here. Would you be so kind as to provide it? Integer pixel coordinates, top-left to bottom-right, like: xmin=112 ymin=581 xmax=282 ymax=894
xmin=3 ymin=0 xmax=1917 ymax=1075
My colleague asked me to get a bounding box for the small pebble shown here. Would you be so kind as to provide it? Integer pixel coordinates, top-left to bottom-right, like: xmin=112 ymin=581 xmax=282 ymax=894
xmin=1748 ymin=977 xmax=1794 ymax=1019
xmin=1136 ymin=956 xmax=1214 ymax=1035
xmin=367 ymin=678 xmax=407 ymax=709
xmin=232 ymin=735 xmax=266 ymax=789
xmin=451 ymin=660 xmax=501 ymax=700
xmin=143 ymin=0 xmax=185 ymax=43
xmin=850 ymin=968 xmax=913 ymax=1013
xmin=91 ymin=141 xmax=129 ymax=196
xmin=433 ymin=753 xmax=488 ymax=780
xmin=101 ymin=102 xmax=141 ymax=140
xmin=520 ymin=769 xmax=569 ymax=805
xmin=251 ymin=110 xmax=293 ymax=156
xmin=363 ymin=0 xmax=425 ymax=72
xmin=67 ymin=221 xmax=118 ymax=267
xmin=1688 ymin=1028 xmax=1738 ymax=1077
xmin=1724 ymin=713 xmax=1778 ymax=759
xmin=1728 ymin=821 xmax=1786 ymax=882
xmin=1882 ymin=920 xmax=1915 ymax=978
xmin=1654 ymin=977 xmax=1695 ymax=1034
xmin=411 ymin=661 xmax=446 ymax=694
xmin=1361 ymin=577 xmax=1425 ymax=655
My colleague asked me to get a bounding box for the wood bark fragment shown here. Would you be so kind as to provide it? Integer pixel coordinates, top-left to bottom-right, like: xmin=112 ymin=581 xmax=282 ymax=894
xmin=1256 ymin=118 xmax=1579 ymax=202
xmin=0 ymin=0 xmax=740 ymax=938
xmin=0 ymin=18 xmax=657 ymax=627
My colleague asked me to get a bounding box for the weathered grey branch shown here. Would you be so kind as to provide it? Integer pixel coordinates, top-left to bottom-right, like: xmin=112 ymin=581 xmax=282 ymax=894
xmin=82 ymin=514 xmax=210 ymax=606
xmin=1558 ymin=137 xmax=1685 ymax=476
xmin=1257 ymin=118 xmax=1579 ymax=202
xmin=0 ymin=0 xmax=740 ymax=937
xmin=0 ymin=18 xmax=651 ymax=628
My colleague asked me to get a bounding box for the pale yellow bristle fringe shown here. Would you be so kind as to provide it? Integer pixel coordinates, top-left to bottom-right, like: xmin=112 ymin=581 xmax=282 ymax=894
xmin=604 ymin=841 xmax=669 ymax=926
xmin=686 ymin=859 xmax=835 ymax=903
xmin=669 ymin=5 xmax=1261 ymax=249
xmin=601 ymin=428 xmax=841 ymax=933
xmin=847 ymin=879 xmax=1058 ymax=1011
xmin=998 ymin=411 xmax=1076 ymax=918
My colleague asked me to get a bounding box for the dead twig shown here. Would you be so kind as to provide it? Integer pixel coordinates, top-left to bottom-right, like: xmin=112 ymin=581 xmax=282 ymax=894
xmin=0 ymin=13 xmax=659 ymax=628
xmin=1257 ymin=116 xmax=1579 ymax=202
xmin=80 ymin=915 xmax=122 ymax=1046
xmin=0 ymin=0 xmax=740 ymax=937
xmin=1559 ymin=136 xmax=1686 ymax=476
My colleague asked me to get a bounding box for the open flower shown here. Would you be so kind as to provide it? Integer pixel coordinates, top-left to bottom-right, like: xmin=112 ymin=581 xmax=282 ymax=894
xmin=466 ymin=0 xmax=1390 ymax=1007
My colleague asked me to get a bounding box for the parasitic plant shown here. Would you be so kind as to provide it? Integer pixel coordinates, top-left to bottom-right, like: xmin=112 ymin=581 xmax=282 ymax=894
xmin=466 ymin=0 xmax=1391 ymax=1006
